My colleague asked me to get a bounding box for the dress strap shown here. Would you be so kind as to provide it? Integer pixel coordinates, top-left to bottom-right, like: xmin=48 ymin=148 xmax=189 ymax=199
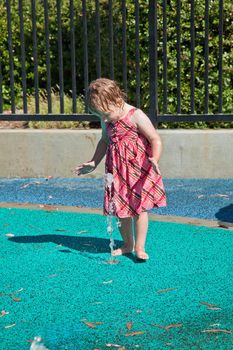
xmin=124 ymin=107 xmax=137 ymax=121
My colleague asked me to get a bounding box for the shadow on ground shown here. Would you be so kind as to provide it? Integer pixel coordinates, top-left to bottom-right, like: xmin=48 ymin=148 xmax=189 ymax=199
xmin=9 ymin=235 xmax=122 ymax=254
xmin=215 ymin=203 xmax=233 ymax=227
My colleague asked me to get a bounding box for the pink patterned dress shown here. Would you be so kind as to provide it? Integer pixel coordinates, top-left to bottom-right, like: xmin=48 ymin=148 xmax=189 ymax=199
xmin=104 ymin=108 xmax=166 ymax=218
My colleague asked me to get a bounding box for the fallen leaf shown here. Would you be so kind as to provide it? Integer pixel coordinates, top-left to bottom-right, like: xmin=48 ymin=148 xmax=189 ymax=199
xmin=20 ymin=184 xmax=31 ymax=189
xmin=125 ymin=331 xmax=145 ymax=336
xmin=38 ymin=204 xmax=57 ymax=211
xmin=5 ymin=233 xmax=14 ymax=237
xmin=202 ymin=329 xmax=232 ymax=334
xmin=4 ymin=324 xmax=16 ymax=328
xmin=82 ymin=321 xmax=97 ymax=328
xmin=157 ymin=288 xmax=177 ymax=293
xmin=106 ymin=344 xmax=121 ymax=348
xmin=211 ymin=194 xmax=229 ymax=198
xmin=47 ymin=274 xmax=58 ymax=278
xmin=92 ymin=301 xmax=103 ymax=305
xmin=92 ymin=322 xmax=104 ymax=325
xmin=103 ymin=280 xmax=113 ymax=284
xmin=151 ymin=324 xmax=165 ymax=329
xmin=126 ymin=321 xmax=133 ymax=330
xmin=12 ymin=297 xmax=21 ymax=302
xmin=28 ymin=225 xmax=42 ymax=231
xmin=218 ymin=223 xmax=229 ymax=229
xmin=0 ymin=310 xmax=9 ymax=317
xmin=200 ymin=301 xmax=218 ymax=307
xmin=165 ymin=323 xmax=183 ymax=330
xmin=105 ymin=260 xmax=120 ymax=265
xmin=77 ymin=230 xmax=89 ymax=234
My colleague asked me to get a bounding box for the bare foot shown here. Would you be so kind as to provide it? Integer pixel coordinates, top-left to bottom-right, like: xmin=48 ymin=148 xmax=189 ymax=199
xmin=135 ymin=248 xmax=149 ymax=261
xmin=112 ymin=245 xmax=134 ymax=256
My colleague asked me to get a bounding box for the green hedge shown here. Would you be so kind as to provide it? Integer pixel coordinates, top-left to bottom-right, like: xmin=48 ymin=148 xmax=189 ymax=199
xmin=0 ymin=0 xmax=232 ymax=126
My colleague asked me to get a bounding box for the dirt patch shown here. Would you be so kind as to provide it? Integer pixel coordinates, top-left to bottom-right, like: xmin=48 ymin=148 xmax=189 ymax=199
xmin=0 ymin=121 xmax=29 ymax=129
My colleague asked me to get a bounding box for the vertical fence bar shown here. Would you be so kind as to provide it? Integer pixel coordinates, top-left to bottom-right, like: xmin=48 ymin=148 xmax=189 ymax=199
xmin=121 ymin=0 xmax=127 ymax=92
xmin=148 ymin=0 xmax=158 ymax=124
xmin=190 ymin=0 xmax=195 ymax=113
xmin=204 ymin=0 xmax=209 ymax=113
xmin=6 ymin=0 xmax=15 ymax=113
xmin=56 ymin=0 xmax=64 ymax=113
xmin=135 ymin=0 xmax=140 ymax=107
xmin=0 ymin=52 xmax=3 ymax=113
xmin=70 ymin=0 xmax=77 ymax=113
xmin=44 ymin=0 xmax=52 ymax=113
xmin=95 ymin=0 xmax=101 ymax=78
xmin=31 ymin=0 xmax=39 ymax=113
xmin=218 ymin=0 xmax=223 ymax=113
xmin=82 ymin=0 xmax=88 ymax=110
xmin=109 ymin=0 xmax=114 ymax=79
xmin=18 ymin=0 xmax=27 ymax=113
xmin=176 ymin=0 xmax=181 ymax=114
xmin=162 ymin=0 xmax=168 ymax=114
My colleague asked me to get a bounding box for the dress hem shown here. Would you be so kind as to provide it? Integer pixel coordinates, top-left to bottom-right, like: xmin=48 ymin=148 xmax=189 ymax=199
xmin=103 ymin=202 xmax=167 ymax=218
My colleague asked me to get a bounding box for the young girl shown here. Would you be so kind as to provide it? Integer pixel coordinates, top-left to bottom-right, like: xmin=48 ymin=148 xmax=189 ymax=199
xmin=74 ymin=78 xmax=166 ymax=260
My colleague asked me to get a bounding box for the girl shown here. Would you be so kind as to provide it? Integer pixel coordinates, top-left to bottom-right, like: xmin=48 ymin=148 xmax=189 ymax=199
xmin=74 ymin=78 xmax=166 ymax=261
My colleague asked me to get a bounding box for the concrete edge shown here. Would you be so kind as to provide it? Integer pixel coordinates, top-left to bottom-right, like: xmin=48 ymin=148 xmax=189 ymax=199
xmin=1 ymin=129 xmax=233 ymax=178
xmin=0 ymin=202 xmax=232 ymax=230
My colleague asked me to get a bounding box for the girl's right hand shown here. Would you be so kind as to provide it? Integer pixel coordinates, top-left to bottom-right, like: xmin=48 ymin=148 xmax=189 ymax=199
xmin=73 ymin=161 xmax=96 ymax=176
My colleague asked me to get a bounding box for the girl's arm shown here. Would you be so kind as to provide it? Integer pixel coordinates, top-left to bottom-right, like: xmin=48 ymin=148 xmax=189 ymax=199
xmin=91 ymin=137 xmax=108 ymax=167
xmin=132 ymin=109 xmax=162 ymax=174
xmin=74 ymin=137 xmax=108 ymax=175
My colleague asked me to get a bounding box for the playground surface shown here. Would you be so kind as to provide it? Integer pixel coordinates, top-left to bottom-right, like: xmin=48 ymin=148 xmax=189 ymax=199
xmin=0 ymin=178 xmax=232 ymax=349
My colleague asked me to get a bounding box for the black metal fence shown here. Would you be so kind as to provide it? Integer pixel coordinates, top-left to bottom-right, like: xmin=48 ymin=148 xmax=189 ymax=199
xmin=0 ymin=0 xmax=232 ymax=124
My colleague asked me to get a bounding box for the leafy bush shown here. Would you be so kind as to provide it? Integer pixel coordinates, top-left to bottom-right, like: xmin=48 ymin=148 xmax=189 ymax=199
xmin=0 ymin=0 xmax=232 ymax=128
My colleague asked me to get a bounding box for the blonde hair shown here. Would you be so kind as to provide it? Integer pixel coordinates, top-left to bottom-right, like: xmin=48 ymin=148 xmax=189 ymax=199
xmin=87 ymin=78 xmax=126 ymax=112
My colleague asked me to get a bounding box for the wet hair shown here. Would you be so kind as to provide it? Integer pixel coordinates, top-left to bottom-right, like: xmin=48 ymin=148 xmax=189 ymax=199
xmin=87 ymin=78 xmax=126 ymax=113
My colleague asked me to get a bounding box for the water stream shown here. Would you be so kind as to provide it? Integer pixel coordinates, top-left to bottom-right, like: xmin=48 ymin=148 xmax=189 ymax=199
xmin=104 ymin=173 xmax=119 ymax=264
xmin=30 ymin=336 xmax=49 ymax=350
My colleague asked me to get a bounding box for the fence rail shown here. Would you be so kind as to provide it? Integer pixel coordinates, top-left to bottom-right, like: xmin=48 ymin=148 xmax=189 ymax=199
xmin=0 ymin=0 xmax=232 ymax=124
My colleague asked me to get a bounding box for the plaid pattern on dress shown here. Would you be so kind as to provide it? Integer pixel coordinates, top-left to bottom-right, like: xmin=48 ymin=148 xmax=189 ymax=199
xmin=104 ymin=108 xmax=166 ymax=218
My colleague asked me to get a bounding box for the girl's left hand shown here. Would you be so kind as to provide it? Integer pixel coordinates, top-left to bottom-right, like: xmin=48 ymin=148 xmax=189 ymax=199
xmin=148 ymin=157 xmax=161 ymax=175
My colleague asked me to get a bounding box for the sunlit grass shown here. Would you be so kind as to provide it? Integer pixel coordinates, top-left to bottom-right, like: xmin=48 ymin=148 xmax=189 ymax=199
xmin=27 ymin=89 xmax=90 ymax=129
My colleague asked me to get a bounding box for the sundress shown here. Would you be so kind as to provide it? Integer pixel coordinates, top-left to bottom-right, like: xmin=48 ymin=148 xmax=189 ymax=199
xmin=104 ymin=108 xmax=166 ymax=218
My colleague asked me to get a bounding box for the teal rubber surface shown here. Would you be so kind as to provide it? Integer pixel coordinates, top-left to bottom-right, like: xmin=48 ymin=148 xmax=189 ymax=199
xmin=0 ymin=208 xmax=232 ymax=349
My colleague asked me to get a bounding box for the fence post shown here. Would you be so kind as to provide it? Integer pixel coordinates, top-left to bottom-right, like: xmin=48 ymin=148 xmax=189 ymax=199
xmin=148 ymin=0 xmax=158 ymax=126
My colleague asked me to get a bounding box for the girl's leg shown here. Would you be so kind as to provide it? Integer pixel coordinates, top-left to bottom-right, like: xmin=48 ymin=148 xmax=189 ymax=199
xmin=134 ymin=211 xmax=149 ymax=260
xmin=112 ymin=217 xmax=134 ymax=256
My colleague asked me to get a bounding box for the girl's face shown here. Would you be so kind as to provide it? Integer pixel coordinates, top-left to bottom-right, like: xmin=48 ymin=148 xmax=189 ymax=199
xmin=89 ymin=103 xmax=124 ymax=123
